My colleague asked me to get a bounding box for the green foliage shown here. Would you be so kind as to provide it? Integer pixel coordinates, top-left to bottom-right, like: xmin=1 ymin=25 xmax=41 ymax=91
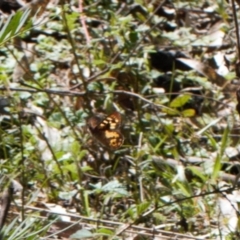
xmin=0 ymin=8 xmax=32 ymax=44
xmin=2 ymin=215 xmax=56 ymax=240
xmin=0 ymin=0 xmax=239 ymax=239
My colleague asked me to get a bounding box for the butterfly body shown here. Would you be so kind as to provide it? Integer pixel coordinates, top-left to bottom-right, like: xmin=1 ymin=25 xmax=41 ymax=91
xmin=88 ymin=112 xmax=124 ymax=150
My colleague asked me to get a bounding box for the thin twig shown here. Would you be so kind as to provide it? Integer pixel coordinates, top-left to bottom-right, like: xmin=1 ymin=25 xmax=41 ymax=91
xmin=0 ymin=86 xmax=86 ymax=96
xmin=70 ymin=51 xmax=121 ymax=90
xmin=79 ymin=0 xmax=91 ymax=45
xmin=61 ymin=3 xmax=88 ymax=91
xmin=0 ymin=185 xmax=13 ymax=231
xmin=112 ymin=90 xmax=178 ymax=112
xmin=232 ymin=0 xmax=240 ymax=60
xmin=34 ymin=122 xmax=64 ymax=180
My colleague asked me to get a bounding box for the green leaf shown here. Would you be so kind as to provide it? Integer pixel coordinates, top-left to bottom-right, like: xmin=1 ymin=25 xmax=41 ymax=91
xmin=65 ymin=12 xmax=79 ymax=31
xmin=60 ymin=163 xmax=78 ymax=175
xmin=162 ymin=107 xmax=180 ymax=116
xmin=96 ymin=228 xmax=114 ymax=235
xmin=84 ymin=191 xmax=90 ymax=217
xmin=220 ymin=124 xmax=229 ymax=156
xmin=175 ymin=182 xmax=192 ymax=197
xmin=170 ymin=94 xmax=191 ymax=108
xmin=137 ymin=201 xmax=151 ymax=215
xmin=101 ymin=180 xmax=128 ymax=195
xmin=0 ymin=8 xmax=31 ymax=44
xmin=129 ymin=31 xmax=138 ymax=43
xmin=181 ymin=109 xmax=196 ymax=117
xmin=212 ymin=154 xmax=221 ymax=180
xmin=205 ymin=133 xmax=218 ymax=150
xmin=187 ymin=166 xmax=207 ymax=181
xmin=17 ymin=8 xmax=32 ymax=32
xmin=70 ymin=229 xmax=93 ymax=239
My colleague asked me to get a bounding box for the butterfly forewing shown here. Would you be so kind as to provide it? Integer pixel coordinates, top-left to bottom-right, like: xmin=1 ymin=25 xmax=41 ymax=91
xmin=98 ymin=112 xmax=121 ymax=130
xmin=88 ymin=112 xmax=124 ymax=150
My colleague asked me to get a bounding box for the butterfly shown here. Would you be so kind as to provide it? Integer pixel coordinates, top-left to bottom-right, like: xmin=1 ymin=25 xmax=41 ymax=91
xmin=87 ymin=112 xmax=124 ymax=150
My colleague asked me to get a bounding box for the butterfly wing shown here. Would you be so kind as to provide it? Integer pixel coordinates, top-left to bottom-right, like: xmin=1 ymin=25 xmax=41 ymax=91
xmin=98 ymin=112 xmax=121 ymax=130
xmin=88 ymin=112 xmax=124 ymax=149
xmin=104 ymin=129 xmax=124 ymax=149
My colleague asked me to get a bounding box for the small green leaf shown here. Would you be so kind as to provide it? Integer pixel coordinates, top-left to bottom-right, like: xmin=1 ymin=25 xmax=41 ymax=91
xmin=170 ymin=94 xmax=191 ymax=108
xmin=70 ymin=229 xmax=93 ymax=239
xmin=187 ymin=166 xmax=207 ymax=181
xmin=162 ymin=108 xmax=180 ymax=115
xmin=220 ymin=124 xmax=229 ymax=156
xmin=137 ymin=201 xmax=151 ymax=215
xmin=175 ymin=182 xmax=192 ymax=197
xmin=181 ymin=109 xmax=196 ymax=117
xmin=65 ymin=12 xmax=79 ymax=31
xmin=212 ymin=154 xmax=221 ymax=180
xmin=96 ymin=228 xmax=114 ymax=235
xmin=0 ymin=8 xmax=31 ymax=43
xmin=101 ymin=180 xmax=128 ymax=195
xmin=129 ymin=31 xmax=138 ymax=43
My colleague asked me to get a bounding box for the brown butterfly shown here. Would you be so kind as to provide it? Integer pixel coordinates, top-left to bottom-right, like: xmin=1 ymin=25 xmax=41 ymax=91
xmin=87 ymin=112 xmax=124 ymax=150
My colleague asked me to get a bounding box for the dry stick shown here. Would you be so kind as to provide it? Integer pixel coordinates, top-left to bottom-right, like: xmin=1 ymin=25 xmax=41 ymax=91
xmin=6 ymin=45 xmax=33 ymax=81
xmin=79 ymin=0 xmax=91 ymax=45
xmin=60 ymin=3 xmax=88 ymax=91
xmin=0 ymin=186 xmax=13 ymax=232
xmin=232 ymin=0 xmax=240 ymax=61
xmin=0 ymin=87 xmax=235 ymax=114
xmin=0 ymin=86 xmax=86 ymax=96
xmin=33 ymin=124 xmax=64 ymax=200
xmin=112 ymin=90 xmax=178 ymax=113
xmin=231 ymin=0 xmax=240 ymax=187
xmin=10 ymin=205 xmax=202 ymax=240
xmin=34 ymin=123 xmax=64 ymax=180
xmin=18 ymin=112 xmax=26 ymax=221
